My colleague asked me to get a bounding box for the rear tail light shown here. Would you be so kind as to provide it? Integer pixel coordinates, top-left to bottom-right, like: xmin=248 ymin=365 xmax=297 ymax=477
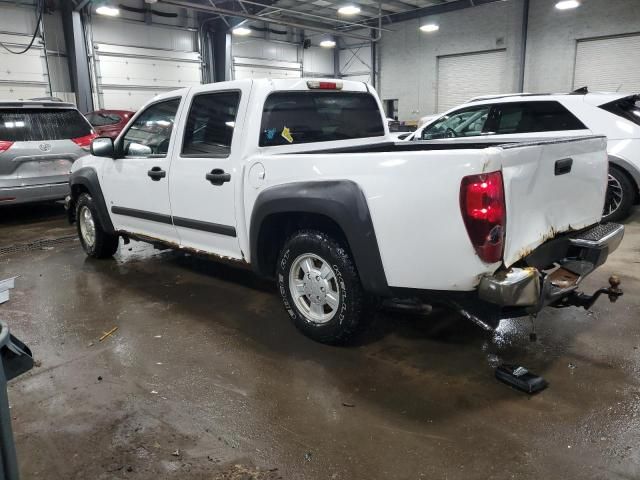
xmin=71 ymin=132 xmax=98 ymax=150
xmin=0 ymin=141 xmax=13 ymax=152
xmin=306 ymin=80 xmax=343 ymax=90
xmin=460 ymin=171 xmax=506 ymax=264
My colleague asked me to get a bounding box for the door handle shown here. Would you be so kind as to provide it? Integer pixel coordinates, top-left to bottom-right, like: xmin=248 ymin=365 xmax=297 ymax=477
xmin=555 ymin=158 xmax=573 ymax=176
xmin=206 ymin=168 xmax=231 ymax=186
xmin=147 ymin=166 xmax=166 ymax=181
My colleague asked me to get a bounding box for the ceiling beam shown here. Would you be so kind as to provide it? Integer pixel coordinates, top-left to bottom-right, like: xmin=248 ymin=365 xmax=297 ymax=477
xmin=159 ymin=0 xmax=375 ymax=40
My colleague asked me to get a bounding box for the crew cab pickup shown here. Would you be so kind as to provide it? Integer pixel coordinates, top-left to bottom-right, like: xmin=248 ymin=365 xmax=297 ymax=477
xmin=67 ymin=79 xmax=624 ymax=344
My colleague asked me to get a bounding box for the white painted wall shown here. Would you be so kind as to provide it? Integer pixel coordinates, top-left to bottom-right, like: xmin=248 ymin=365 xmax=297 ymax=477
xmin=378 ymin=0 xmax=640 ymax=122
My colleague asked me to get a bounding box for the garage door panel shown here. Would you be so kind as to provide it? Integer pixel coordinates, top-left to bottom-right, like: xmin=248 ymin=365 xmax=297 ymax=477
xmin=0 ymin=84 xmax=47 ymax=101
xmin=100 ymin=89 xmax=170 ymax=111
xmin=437 ymin=50 xmax=507 ymax=112
xmin=574 ymin=35 xmax=640 ymax=92
xmin=97 ymin=55 xmax=201 ymax=88
xmin=234 ymin=65 xmax=301 ymax=80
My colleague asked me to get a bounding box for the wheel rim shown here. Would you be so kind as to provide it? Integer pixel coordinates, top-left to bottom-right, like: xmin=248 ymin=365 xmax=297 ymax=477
xmin=288 ymin=253 xmax=340 ymax=324
xmin=79 ymin=206 xmax=96 ymax=248
xmin=604 ymin=173 xmax=623 ymax=217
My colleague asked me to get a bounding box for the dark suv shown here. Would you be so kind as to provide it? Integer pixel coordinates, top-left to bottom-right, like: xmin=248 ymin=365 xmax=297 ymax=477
xmin=0 ymin=100 xmax=96 ymax=205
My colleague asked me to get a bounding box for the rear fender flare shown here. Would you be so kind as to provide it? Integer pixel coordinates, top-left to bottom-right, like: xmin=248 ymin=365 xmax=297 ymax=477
xmin=250 ymin=180 xmax=390 ymax=296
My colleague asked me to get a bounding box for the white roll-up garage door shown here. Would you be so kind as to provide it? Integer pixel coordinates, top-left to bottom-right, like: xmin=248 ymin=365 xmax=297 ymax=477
xmin=436 ymin=49 xmax=507 ymax=112
xmin=232 ymin=37 xmax=301 ymax=80
xmin=574 ymin=34 xmax=640 ymax=92
xmin=0 ymin=7 xmax=49 ymax=100
xmin=91 ymin=18 xmax=201 ymax=110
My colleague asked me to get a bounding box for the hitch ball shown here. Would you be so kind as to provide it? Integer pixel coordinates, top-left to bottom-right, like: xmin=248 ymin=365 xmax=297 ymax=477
xmin=608 ymin=275 xmax=622 ymax=302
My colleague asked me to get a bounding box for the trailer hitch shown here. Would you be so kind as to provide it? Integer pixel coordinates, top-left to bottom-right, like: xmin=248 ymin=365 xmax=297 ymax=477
xmin=555 ymin=275 xmax=623 ymax=310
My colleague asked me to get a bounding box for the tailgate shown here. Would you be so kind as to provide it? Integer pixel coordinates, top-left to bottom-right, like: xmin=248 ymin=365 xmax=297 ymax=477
xmin=500 ymin=136 xmax=608 ymax=267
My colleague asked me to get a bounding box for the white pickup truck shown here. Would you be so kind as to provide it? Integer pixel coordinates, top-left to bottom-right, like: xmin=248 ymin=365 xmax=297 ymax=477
xmin=67 ymin=78 xmax=624 ymax=344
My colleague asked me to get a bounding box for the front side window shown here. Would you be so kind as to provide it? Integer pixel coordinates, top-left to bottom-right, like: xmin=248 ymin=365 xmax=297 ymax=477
xmin=494 ymin=101 xmax=587 ymax=134
xmin=121 ymin=98 xmax=180 ymax=158
xmin=600 ymin=95 xmax=640 ymax=127
xmin=421 ymin=106 xmax=491 ymax=140
xmin=0 ymin=108 xmax=92 ymax=141
xmin=182 ymin=91 xmax=241 ymax=157
xmin=259 ymin=92 xmax=385 ymax=147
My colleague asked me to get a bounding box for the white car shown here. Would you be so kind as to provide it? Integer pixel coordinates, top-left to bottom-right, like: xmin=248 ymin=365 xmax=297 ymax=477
xmin=407 ymin=92 xmax=640 ymax=222
xmin=66 ymin=79 xmax=623 ymax=344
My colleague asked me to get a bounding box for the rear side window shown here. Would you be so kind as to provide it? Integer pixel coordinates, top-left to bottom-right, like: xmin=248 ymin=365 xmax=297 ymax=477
xmin=0 ymin=108 xmax=92 ymax=141
xmin=182 ymin=91 xmax=241 ymax=157
xmin=493 ymin=101 xmax=587 ymax=134
xmin=600 ymin=95 xmax=640 ymax=126
xmin=259 ymin=91 xmax=385 ymax=147
xmin=87 ymin=112 xmax=121 ymax=127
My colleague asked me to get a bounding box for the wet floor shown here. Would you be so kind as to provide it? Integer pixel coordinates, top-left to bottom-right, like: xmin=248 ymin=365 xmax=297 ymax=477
xmin=1 ymin=203 xmax=639 ymax=479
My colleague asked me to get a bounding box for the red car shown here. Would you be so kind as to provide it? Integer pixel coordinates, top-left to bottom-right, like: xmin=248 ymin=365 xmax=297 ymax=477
xmin=85 ymin=109 xmax=135 ymax=139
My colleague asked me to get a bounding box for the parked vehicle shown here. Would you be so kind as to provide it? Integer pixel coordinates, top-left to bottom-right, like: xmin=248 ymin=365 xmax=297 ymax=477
xmin=0 ymin=100 xmax=96 ymax=205
xmin=406 ymin=92 xmax=640 ymax=222
xmin=85 ymin=109 xmax=135 ymax=139
xmin=67 ymin=79 xmax=623 ymax=344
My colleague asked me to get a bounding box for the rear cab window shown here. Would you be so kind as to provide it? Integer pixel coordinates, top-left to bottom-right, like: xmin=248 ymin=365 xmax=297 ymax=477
xmin=259 ymin=91 xmax=385 ymax=147
xmin=0 ymin=108 xmax=92 ymax=141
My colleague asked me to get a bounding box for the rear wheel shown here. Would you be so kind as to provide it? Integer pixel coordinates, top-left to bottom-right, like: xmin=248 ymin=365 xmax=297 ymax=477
xmin=602 ymin=166 xmax=635 ymax=222
xmin=276 ymin=230 xmax=367 ymax=345
xmin=76 ymin=193 xmax=119 ymax=258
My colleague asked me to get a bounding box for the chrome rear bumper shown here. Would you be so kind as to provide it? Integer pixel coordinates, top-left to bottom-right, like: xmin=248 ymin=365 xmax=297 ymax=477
xmin=478 ymin=223 xmax=624 ymax=309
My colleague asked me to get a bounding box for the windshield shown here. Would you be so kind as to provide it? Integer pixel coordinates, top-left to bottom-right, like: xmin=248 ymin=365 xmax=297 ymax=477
xmin=87 ymin=112 xmax=122 ymax=127
xmin=0 ymin=108 xmax=92 ymax=141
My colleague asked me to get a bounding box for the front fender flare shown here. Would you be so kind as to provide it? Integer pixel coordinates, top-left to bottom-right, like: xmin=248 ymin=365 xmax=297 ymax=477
xmin=250 ymin=180 xmax=390 ymax=296
xmin=69 ymin=167 xmax=115 ymax=234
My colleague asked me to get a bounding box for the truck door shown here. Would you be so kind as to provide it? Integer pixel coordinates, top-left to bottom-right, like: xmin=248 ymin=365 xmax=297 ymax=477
xmin=101 ymin=96 xmax=183 ymax=243
xmin=168 ymin=85 xmax=248 ymax=259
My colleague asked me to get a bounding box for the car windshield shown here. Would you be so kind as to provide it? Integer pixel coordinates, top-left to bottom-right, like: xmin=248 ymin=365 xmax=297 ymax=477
xmin=0 ymin=108 xmax=92 ymax=141
xmin=87 ymin=112 xmax=122 ymax=127
xmin=419 ymin=106 xmax=490 ymax=140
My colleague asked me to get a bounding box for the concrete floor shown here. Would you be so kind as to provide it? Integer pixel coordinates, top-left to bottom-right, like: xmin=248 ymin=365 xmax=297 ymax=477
xmin=1 ymin=203 xmax=639 ymax=480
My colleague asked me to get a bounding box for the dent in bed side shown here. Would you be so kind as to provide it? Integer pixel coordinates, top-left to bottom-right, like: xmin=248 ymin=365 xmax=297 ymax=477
xmin=249 ymin=180 xmax=391 ymax=297
xmin=69 ymin=167 xmax=115 ymax=234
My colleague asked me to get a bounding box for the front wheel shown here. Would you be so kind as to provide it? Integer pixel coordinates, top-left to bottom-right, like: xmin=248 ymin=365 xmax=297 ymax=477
xmin=276 ymin=230 xmax=367 ymax=345
xmin=602 ymin=166 xmax=635 ymax=223
xmin=76 ymin=193 xmax=119 ymax=258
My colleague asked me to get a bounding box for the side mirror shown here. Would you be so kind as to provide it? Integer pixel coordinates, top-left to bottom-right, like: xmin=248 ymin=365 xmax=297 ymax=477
xmin=127 ymin=142 xmax=153 ymax=157
xmin=90 ymin=137 xmax=115 ymax=157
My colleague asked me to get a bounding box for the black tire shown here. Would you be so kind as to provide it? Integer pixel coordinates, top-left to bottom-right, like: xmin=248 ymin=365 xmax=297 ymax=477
xmin=76 ymin=193 xmax=119 ymax=259
xmin=603 ymin=166 xmax=635 ymax=223
xmin=276 ymin=230 xmax=367 ymax=345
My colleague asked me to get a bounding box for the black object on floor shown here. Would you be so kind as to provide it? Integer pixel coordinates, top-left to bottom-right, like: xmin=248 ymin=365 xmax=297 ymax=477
xmin=495 ymin=364 xmax=548 ymax=394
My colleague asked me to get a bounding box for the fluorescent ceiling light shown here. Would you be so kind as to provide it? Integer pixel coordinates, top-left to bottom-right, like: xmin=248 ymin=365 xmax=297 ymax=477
xmin=338 ymin=5 xmax=361 ymax=15
xmin=320 ymin=39 xmax=336 ymax=48
xmin=419 ymin=23 xmax=439 ymax=33
xmin=232 ymin=27 xmax=252 ymax=36
xmin=96 ymin=5 xmax=119 ymax=16
xmin=555 ymin=0 xmax=580 ymax=9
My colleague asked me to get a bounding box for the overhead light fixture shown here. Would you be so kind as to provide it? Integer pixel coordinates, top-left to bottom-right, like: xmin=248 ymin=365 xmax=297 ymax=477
xmin=419 ymin=23 xmax=439 ymax=33
xmin=338 ymin=5 xmax=361 ymax=15
xmin=96 ymin=3 xmax=119 ymax=16
xmin=232 ymin=26 xmax=252 ymax=36
xmin=555 ymin=0 xmax=580 ymax=9
xmin=320 ymin=39 xmax=336 ymax=48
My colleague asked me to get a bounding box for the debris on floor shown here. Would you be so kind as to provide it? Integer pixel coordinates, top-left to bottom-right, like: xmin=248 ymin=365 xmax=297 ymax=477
xmin=495 ymin=364 xmax=548 ymax=394
xmin=99 ymin=326 xmax=118 ymax=342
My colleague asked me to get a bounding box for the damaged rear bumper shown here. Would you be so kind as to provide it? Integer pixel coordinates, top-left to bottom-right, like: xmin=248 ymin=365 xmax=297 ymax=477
xmin=478 ymin=222 xmax=624 ymax=313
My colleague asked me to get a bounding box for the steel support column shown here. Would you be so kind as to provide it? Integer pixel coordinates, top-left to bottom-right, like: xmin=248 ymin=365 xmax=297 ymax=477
xmin=62 ymin=4 xmax=93 ymax=112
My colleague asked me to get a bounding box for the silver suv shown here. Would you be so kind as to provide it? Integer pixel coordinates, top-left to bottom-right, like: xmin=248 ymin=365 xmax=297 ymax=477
xmin=0 ymin=100 xmax=96 ymax=205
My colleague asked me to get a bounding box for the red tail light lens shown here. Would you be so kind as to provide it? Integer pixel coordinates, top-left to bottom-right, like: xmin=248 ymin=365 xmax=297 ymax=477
xmin=460 ymin=171 xmax=506 ymax=264
xmin=0 ymin=141 xmax=14 ymax=152
xmin=71 ymin=132 xmax=98 ymax=149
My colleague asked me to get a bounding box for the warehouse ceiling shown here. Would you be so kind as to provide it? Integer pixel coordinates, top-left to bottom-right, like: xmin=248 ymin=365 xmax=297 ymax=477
xmin=158 ymin=0 xmax=501 ymax=34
